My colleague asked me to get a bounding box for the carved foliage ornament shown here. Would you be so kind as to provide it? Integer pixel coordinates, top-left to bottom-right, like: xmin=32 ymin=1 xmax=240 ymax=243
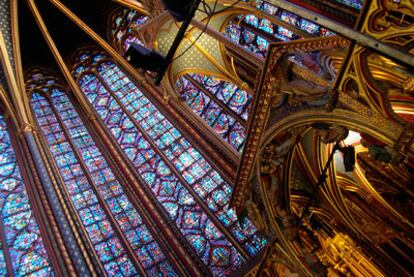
xmin=233 ymin=36 xmax=349 ymax=209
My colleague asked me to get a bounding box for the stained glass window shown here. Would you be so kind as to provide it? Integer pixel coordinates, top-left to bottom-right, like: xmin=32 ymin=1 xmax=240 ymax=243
xmin=224 ymin=1 xmax=335 ymax=57
xmin=334 ymin=0 xmax=363 ymax=10
xmin=111 ymin=8 xmax=149 ymax=52
xmin=175 ymin=74 xmax=252 ymax=152
xmin=0 ymin=113 xmax=53 ymax=276
xmin=73 ymin=53 xmax=266 ymax=276
xmin=224 ymin=22 xmax=269 ymax=58
xmin=29 ymin=73 xmax=177 ymax=276
xmin=280 ymin=11 xmax=299 ymax=25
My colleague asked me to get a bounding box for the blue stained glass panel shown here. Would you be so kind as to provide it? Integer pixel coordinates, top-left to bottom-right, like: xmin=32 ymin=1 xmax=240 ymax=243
xmin=224 ymin=23 xmax=268 ymax=58
xmin=191 ymin=74 xmax=251 ymax=121
xmin=276 ymin=26 xmax=295 ymax=40
xmin=31 ymin=87 xmax=177 ymax=276
xmin=176 ymin=75 xmax=248 ymax=151
xmin=224 ymin=1 xmax=339 ymax=56
xmin=243 ymin=15 xmax=259 ymax=27
xmin=258 ymin=18 xmax=274 ymax=34
xmin=334 ymin=0 xmax=363 ymax=9
xmin=280 ymin=11 xmax=299 ymax=25
xmin=75 ymin=58 xmax=267 ymax=275
xmin=79 ymin=73 xmax=245 ymax=276
xmin=224 ymin=24 xmax=241 ymax=43
xmin=0 ymin=113 xmax=53 ymax=276
xmin=112 ymin=8 xmax=149 ymax=52
xmin=259 ymin=1 xmax=278 ymax=15
xmin=98 ymin=62 xmax=266 ymax=251
xmin=299 ymin=19 xmax=320 ymax=34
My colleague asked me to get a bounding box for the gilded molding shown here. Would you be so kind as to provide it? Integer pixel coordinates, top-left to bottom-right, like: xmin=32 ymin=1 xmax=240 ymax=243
xmin=232 ymin=36 xmax=349 ymax=208
xmin=19 ymin=122 xmax=35 ymax=134
xmin=338 ymin=93 xmax=403 ymax=141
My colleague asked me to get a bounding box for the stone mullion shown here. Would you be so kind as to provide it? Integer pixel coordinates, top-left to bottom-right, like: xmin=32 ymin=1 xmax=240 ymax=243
xmin=30 ymin=104 xmax=105 ymax=276
xmin=76 ymin=74 xmax=210 ymax=276
xmin=45 ymin=95 xmax=147 ymax=276
xmin=23 ymin=130 xmax=94 ymax=275
xmin=186 ymin=74 xmax=248 ymax=128
xmin=239 ymin=19 xmax=282 ymax=43
xmin=95 ymin=73 xmax=251 ymax=260
xmin=0 ymin=214 xmax=14 ymax=276
xmin=9 ymin=123 xmax=68 ymax=276
xmin=68 ymin=88 xmax=198 ymax=276
xmin=134 ymin=74 xmax=239 ymax=183
xmin=167 ymin=96 xmax=239 ymax=180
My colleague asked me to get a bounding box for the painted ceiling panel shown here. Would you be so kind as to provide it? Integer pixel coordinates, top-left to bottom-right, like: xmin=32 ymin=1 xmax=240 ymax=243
xmin=0 ymin=0 xmax=15 ymax=74
xmin=155 ymin=2 xmax=233 ymax=81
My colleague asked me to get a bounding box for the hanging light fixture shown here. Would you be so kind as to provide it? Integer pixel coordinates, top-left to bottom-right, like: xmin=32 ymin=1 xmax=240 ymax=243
xmin=154 ymin=0 xmax=202 ymax=84
xmin=161 ymin=0 xmax=199 ymax=22
xmin=125 ymin=0 xmax=201 ymax=84
xmin=124 ymin=42 xmax=166 ymax=72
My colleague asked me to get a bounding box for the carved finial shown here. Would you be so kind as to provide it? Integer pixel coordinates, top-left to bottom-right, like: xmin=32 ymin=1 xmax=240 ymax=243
xmin=20 ymin=123 xmax=36 ymax=134
xmin=240 ymin=82 xmax=250 ymax=91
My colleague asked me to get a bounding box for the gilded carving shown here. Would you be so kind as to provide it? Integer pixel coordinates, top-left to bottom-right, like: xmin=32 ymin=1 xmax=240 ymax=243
xmin=232 ymin=15 xmax=413 ymax=273
xmin=20 ymin=122 xmax=35 ymax=134
xmin=369 ymin=0 xmax=414 ymax=33
xmin=312 ymin=124 xmax=349 ymax=144
xmin=233 ymin=36 xmax=349 ymax=209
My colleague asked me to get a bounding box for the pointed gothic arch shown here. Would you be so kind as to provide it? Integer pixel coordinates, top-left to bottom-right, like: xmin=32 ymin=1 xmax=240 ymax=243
xmin=27 ymin=69 xmax=178 ymax=276
xmin=221 ymin=0 xmax=335 ymax=58
xmin=70 ymin=51 xmax=267 ymax=275
xmin=0 ymin=104 xmax=53 ymax=276
xmin=110 ymin=7 xmax=150 ymax=53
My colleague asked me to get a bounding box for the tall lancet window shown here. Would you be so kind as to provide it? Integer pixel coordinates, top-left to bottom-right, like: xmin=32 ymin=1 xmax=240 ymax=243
xmin=28 ymin=72 xmax=177 ymax=276
xmin=175 ymin=74 xmax=252 ymax=152
xmin=0 ymin=111 xmax=52 ymax=276
xmin=73 ymin=52 xmax=266 ymax=276
xmin=224 ymin=0 xmax=334 ymax=57
xmin=111 ymin=8 xmax=149 ymax=52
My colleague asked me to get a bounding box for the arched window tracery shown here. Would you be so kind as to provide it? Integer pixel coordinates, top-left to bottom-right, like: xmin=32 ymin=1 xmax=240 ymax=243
xmin=175 ymin=73 xmax=252 ymax=152
xmin=73 ymin=52 xmax=266 ymax=276
xmin=224 ymin=1 xmax=335 ymax=57
xmin=28 ymin=72 xmax=177 ymax=276
xmin=0 ymin=111 xmax=53 ymax=276
xmin=111 ymin=8 xmax=149 ymax=52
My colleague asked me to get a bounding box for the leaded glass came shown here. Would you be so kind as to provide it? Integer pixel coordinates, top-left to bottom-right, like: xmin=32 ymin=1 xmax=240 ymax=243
xmin=176 ymin=74 xmax=252 ymax=152
xmin=73 ymin=53 xmax=267 ymax=276
xmin=30 ymin=73 xmax=177 ymax=276
xmin=0 ymin=113 xmax=53 ymax=276
xmin=112 ymin=8 xmax=149 ymax=52
xmin=224 ymin=0 xmax=335 ymax=57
